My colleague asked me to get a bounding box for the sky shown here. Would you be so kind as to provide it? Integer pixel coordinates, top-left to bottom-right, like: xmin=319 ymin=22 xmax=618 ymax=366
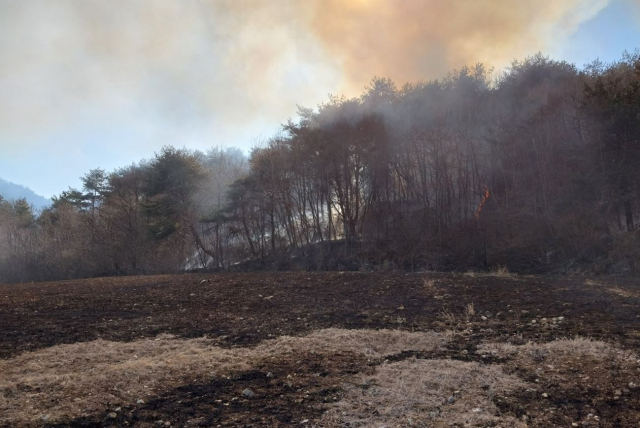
xmin=0 ymin=0 xmax=639 ymax=199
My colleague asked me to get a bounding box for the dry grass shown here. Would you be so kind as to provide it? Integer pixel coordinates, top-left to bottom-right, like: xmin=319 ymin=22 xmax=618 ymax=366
xmin=438 ymin=303 xmax=476 ymax=327
xmin=464 ymin=267 xmax=518 ymax=279
xmin=519 ymin=337 xmax=636 ymax=364
xmin=322 ymin=338 xmax=637 ymax=428
xmin=477 ymin=335 xmax=639 ymax=401
xmin=320 ymin=358 xmax=528 ymax=428
xmin=476 ymin=342 xmax=520 ymax=358
xmin=0 ymin=335 xmax=241 ymax=425
xmin=422 ymin=277 xmax=436 ymax=293
xmin=478 ymin=337 xmax=635 ymax=364
xmin=0 ymin=329 xmax=449 ymax=426
xmin=464 ymin=302 xmax=475 ymax=322
xmin=273 ymin=328 xmax=448 ymax=360
xmin=604 ymin=286 xmax=640 ymax=299
xmin=585 ymin=275 xmax=640 ymax=299
xmin=5 ymin=325 xmax=634 ymax=427
xmin=439 ymin=309 xmax=458 ymax=326
xmin=491 ymin=266 xmax=512 ymax=278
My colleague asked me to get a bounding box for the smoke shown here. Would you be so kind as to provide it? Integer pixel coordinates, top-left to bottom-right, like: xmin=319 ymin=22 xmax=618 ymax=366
xmin=630 ymin=0 xmax=640 ymax=22
xmin=205 ymin=0 xmax=611 ymax=94
xmin=0 ymin=0 xmax=340 ymax=152
xmin=0 ymin=0 xmax=615 ymax=154
xmin=306 ymin=0 xmax=610 ymax=89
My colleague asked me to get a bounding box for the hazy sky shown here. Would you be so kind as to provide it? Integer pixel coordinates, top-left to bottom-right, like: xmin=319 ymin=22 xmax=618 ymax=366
xmin=1 ymin=0 xmax=639 ymax=198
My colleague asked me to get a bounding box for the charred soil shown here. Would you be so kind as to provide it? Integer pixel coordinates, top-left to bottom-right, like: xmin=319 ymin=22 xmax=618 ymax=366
xmin=2 ymin=272 xmax=640 ymax=427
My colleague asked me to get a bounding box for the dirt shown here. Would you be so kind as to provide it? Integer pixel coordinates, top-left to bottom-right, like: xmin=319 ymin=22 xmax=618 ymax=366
xmin=2 ymin=272 xmax=640 ymax=427
xmin=46 ymin=352 xmax=368 ymax=428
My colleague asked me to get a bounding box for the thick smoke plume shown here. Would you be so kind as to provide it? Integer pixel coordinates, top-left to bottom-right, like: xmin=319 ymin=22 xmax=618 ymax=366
xmin=0 ymin=0 xmax=616 ymax=149
xmin=306 ymin=0 xmax=609 ymax=88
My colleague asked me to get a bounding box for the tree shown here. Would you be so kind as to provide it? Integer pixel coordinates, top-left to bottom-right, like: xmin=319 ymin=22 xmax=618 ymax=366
xmin=143 ymin=146 xmax=212 ymax=267
xmin=81 ymin=168 xmax=107 ymax=217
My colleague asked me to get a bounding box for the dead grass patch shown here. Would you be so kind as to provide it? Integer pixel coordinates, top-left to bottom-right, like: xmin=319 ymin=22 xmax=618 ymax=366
xmin=478 ymin=337 xmax=635 ymax=364
xmin=476 ymin=342 xmax=520 ymax=358
xmin=439 ymin=309 xmax=458 ymax=326
xmin=463 ymin=267 xmax=514 ymax=279
xmin=464 ymin=302 xmax=475 ymax=322
xmin=9 ymin=326 xmax=633 ymax=427
xmin=491 ymin=266 xmax=513 ymax=278
xmin=320 ymin=358 xmax=528 ymax=428
xmin=605 ymin=286 xmax=640 ymax=299
xmin=437 ymin=303 xmax=476 ymax=328
xmin=583 ymin=279 xmax=640 ymax=299
xmin=0 ymin=329 xmax=449 ymax=426
xmin=422 ymin=277 xmax=436 ymax=293
xmin=474 ymin=337 xmax=640 ymax=426
xmin=270 ymin=328 xmax=448 ymax=360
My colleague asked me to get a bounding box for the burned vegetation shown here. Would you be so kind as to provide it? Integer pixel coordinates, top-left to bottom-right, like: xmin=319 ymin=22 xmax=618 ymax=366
xmin=2 ymin=52 xmax=640 ymax=282
xmin=1 ymin=47 xmax=640 ymax=427
xmin=2 ymin=272 xmax=640 ymax=427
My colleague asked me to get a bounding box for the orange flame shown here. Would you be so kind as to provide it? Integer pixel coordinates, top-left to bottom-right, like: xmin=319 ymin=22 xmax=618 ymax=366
xmin=475 ymin=185 xmax=490 ymax=220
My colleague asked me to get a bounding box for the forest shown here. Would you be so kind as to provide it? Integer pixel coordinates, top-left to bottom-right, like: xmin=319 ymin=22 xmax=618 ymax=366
xmin=1 ymin=52 xmax=639 ymax=283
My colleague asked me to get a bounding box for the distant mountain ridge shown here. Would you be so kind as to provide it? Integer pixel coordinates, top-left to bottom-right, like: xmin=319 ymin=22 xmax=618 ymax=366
xmin=0 ymin=178 xmax=50 ymax=210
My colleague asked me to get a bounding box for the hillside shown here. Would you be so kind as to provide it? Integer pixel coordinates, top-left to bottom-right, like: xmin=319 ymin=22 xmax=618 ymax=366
xmin=0 ymin=177 xmax=50 ymax=210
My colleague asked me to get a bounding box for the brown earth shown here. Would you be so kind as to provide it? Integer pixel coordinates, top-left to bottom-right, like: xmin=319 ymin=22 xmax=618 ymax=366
xmin=1 ymin=272 xmax=640 ymax=427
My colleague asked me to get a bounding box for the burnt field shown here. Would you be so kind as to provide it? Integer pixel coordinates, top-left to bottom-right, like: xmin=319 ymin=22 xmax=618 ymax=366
xmin=2 ymin=272 xmax=640 ymax=427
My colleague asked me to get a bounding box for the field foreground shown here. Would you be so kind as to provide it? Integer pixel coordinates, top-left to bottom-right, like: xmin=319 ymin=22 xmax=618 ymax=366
xmin=2 ymin=272 xmax=640 ymax=427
